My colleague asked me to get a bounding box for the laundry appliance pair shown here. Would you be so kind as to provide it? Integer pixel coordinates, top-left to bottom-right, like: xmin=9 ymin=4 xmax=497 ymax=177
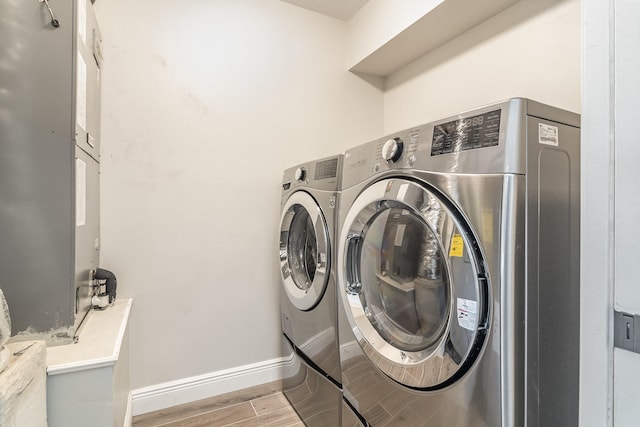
xmin=279 ymin=98 xmax=580 ymax=427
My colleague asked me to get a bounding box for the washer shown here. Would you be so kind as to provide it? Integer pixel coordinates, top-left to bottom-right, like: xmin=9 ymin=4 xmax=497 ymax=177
xmin=279 ymin=155 xmax=343 ymax=426
xmin=337 ymin=99 xmax=580 ymax=426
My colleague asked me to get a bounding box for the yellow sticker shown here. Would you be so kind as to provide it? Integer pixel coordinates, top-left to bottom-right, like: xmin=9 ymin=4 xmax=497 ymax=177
xmin=450 ymin=234 xmax=464 ymax=257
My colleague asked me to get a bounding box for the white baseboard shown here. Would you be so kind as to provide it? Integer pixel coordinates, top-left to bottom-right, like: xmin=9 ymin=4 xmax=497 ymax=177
xmin=124 ymin=392 xmax=133 ymax=427
xmin=131 ymin=356 xmax=293 ymax=416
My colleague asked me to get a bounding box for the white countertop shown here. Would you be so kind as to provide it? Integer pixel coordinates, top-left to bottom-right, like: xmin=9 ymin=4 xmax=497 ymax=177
xmin=47 ymin=298 xmax=132 ymax=375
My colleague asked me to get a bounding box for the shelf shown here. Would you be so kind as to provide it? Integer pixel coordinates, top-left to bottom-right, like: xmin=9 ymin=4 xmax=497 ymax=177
xmin=349 ymin=0 xmax=522 ymax=77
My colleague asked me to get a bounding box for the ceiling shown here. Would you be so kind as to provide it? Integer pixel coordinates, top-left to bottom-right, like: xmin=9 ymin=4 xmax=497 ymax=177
xmin=280 ymin=0 xmax=369 ymax=21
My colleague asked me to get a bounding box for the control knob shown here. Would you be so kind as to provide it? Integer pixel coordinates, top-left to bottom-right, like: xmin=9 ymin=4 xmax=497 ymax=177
xmin=381 ymin=138 xmax=404 ymax=163
xmin=294 ymin=167 xmax=306 ymax=182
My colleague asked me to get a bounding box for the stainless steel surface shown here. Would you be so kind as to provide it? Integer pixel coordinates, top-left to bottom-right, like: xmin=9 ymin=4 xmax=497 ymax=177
xmin=341 ymin=398 xmax=366 ymax=427
xmin=279 ymin=154 xmax=343 ymax=389
xmin=0 ymin=0 xmax=101 ymax=342
xmin=499 ymin=174 xmax=524 ymax=427
xmin=524 ymin=115 xmax=580 ymax=426
xmin=337 ymin=99 xmax=580 ymax=426
xmin=282 ymin=335 xmax=341 ymax=426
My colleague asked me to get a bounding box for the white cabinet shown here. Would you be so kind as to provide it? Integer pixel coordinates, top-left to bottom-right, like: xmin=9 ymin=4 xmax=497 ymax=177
xmin=47 ymin=299 xmax=132 ymax=427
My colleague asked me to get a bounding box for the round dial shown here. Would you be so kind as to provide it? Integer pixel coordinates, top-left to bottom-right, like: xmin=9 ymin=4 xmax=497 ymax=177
xmin=381 ymin=138 xmax=404 ymax=163
xmin=294 ymin=167 xmax=306 ymax=182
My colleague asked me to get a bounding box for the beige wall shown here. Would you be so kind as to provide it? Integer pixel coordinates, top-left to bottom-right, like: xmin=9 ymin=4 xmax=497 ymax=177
xmin=383 ymin=0 xmax=580 ymax=133
xmin=94 ymin=0 xmax=382 ymax=391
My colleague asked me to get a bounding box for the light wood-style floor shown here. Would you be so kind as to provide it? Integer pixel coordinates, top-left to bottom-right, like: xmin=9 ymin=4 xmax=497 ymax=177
xmin=132 ymin=381 xmax=303 ymax=427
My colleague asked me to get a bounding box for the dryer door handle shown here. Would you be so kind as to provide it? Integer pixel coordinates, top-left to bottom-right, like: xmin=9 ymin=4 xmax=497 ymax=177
xmin=345 ymin=234 xmax=362 ymax=294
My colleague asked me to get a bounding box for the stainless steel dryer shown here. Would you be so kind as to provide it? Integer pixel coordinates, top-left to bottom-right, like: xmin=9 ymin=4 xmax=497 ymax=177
xmin=279 ymin=155 xmax=343 ymax=426
xmin=337 ymin=99 xmax=580 ymax=426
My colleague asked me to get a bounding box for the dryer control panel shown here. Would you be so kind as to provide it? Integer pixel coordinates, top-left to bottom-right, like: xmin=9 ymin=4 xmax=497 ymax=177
xmin=431 ymin=109 xmax=501 ymax=156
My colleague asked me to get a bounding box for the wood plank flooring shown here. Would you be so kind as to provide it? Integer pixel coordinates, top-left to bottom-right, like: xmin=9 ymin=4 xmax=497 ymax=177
xmin=132 ymin=381 xmax=303 ymax=427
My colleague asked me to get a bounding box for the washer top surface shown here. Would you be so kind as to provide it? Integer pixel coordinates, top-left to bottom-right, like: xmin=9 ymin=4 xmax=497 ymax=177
xmin=282 ymin=154 xmax=342 ymax=195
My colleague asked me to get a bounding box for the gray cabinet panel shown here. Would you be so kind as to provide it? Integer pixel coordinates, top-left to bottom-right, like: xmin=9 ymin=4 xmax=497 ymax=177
xmin=0 ymin=0 xmax=101 ymax=342
xmin=74 ymin=147 xmax=100 ymax=333
xmin=75 ymin=0 xmax=102 ymax=161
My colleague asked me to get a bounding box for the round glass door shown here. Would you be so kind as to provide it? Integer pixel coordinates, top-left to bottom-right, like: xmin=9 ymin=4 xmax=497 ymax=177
xmin=280 ymin=191 xmax=330 ymax=311
xmin=339 ymin=178 xmax=488 ymax=389
xmin=358 ymin=206 xmax=450 ymax=353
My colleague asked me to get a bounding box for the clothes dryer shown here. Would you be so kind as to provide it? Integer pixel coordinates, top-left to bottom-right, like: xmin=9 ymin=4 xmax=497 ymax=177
xmin=337 ymin=99 xmax=580 ymax=426
xmin=279 ymin=155 xmax=343 ymax=426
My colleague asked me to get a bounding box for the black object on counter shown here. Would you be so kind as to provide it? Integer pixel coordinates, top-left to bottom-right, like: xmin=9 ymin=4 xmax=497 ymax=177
xmin=95 ymin=269 xmax=117 ymax=304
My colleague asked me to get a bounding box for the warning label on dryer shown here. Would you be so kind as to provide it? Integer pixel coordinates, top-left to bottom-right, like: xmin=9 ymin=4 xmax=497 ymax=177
xmin=449 ymin=234 xmax=464 ymax=257
xmin=538 ymin=123 xmax=559 ymax=146
xmin=457 ymin=298 xmax=478 ymax=331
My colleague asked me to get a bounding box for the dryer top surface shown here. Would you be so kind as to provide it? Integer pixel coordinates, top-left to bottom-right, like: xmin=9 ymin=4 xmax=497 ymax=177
xmin=341 ymin=98 xmax=579 ymax=188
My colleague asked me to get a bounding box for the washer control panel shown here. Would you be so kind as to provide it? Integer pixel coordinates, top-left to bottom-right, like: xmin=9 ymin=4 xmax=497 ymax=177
xmin=282 ymin=156 xmax=341 ymax=193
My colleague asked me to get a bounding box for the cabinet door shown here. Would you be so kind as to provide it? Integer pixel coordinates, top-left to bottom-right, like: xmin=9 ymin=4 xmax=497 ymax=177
xmin=74 ymin=147 xmax=100 ymax=333
xmin=74 ymin=0 xmax=102 ymax=162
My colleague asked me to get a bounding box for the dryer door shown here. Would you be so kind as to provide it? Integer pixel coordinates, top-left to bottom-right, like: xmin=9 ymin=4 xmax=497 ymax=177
xmin=339 ymin=178 xmax=489 ymax=389
xmin=280 ymin=190 xmax=330 ymax=311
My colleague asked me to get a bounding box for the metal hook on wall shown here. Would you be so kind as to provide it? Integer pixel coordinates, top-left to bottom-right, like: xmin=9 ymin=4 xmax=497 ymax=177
xmin=39 ymin=0 xmax=60 ymax=28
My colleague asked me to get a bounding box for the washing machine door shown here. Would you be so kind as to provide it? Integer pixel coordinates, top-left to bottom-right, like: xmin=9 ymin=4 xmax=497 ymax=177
xmin=339 ymin=178 xmax=489 ymax=390
xmin=280 ymin=190 xmax=330 ymax=311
